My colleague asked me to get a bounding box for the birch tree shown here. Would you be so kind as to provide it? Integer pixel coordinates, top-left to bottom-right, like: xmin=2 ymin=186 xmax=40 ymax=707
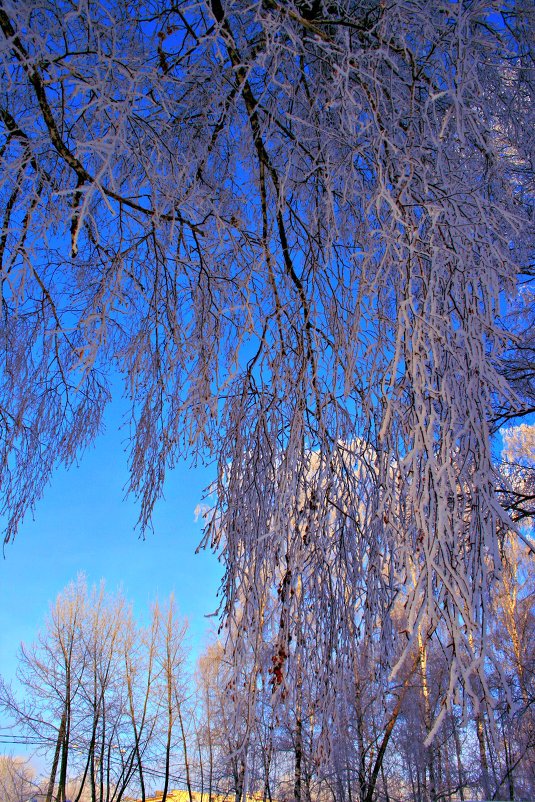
xmin=0 ymin=577 xmax=89 ymax=802
xmin=1 ymin=0 xmax=533 ymax=735
xmin=0 ymin=580 xmax=192 ymax=802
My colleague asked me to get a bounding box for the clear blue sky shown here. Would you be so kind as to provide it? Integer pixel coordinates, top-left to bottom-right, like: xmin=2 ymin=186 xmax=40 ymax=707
xmin=0 ymin=391 xmax=223 ymax=691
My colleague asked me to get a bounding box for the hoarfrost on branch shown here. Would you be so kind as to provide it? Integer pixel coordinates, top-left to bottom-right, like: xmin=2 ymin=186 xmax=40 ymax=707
xmin=0 ymin=0 xmax=533 ymax=735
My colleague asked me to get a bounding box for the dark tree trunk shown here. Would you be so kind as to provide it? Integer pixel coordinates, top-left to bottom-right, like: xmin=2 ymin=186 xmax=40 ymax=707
xmin=46 ymin=707 xmax=67 ymax=802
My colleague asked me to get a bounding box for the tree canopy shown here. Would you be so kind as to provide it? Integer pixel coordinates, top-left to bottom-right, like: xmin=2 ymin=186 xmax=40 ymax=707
xmin=1 ymin=0 xmax=533 ymax=736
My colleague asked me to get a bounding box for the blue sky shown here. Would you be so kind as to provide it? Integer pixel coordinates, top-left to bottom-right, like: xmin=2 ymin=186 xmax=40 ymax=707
xmin=0 ymin=391 xmax=223 ymax=693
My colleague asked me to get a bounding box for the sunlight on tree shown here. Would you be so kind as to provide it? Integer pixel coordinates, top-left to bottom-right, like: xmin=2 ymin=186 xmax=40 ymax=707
xmin=1 ymin=0 xmax=533 ymax=743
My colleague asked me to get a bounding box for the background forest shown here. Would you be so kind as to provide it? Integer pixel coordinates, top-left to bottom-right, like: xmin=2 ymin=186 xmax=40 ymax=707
xmin=1 ymin=527 xmax=534 ymax=802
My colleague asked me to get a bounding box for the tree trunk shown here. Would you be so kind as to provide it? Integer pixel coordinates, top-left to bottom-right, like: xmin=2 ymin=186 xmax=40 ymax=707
xmin=294 ymin=715 xmax=303 ymax=802
xmin=452 ymin=714 xmax=465 ymax=802
xmin=125 ymin=659 xmax=147 ymax=802
xmin=198 ymin=741 xmax=204 ymax=802
xmin=90 ymin=739 xmax=96 ymax=802
xmin=261 ymin=732 xmax=273 ymax=802
xmin=363 ymin=655 xmax=419 ymax=802
xmin=161 ymin=703 xmax=173 ymax=802
xmin=418 ymin=631 xmax=437 ymax=802
xmin=178 ymin=705 xmax=194 ymax=802
xmin=207 ymin=700 xmax=213 ymax=802
xmin=234 ymin=757 xmax=246 ymax=802
xmin=476 ymin=713 xmax=492 ymax=799
xmin=46 ymin=707 xmax=67 ymax=802
xmin=502 ymin=719 xmax=514 ymax=802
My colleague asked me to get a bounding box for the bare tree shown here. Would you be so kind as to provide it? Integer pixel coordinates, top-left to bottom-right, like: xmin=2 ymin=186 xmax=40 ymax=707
xmin=122 ymin=605 xmax=160 ymax=802
xmin=0 ymin=579 xmax=193 ymax=802
xmin=0 ymin=755 xmax=41 ymax=802
xmin=0 ymin=577 xmax=90 ymax=802
xmin=153 ymin=597 xmax=190 ymax=802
